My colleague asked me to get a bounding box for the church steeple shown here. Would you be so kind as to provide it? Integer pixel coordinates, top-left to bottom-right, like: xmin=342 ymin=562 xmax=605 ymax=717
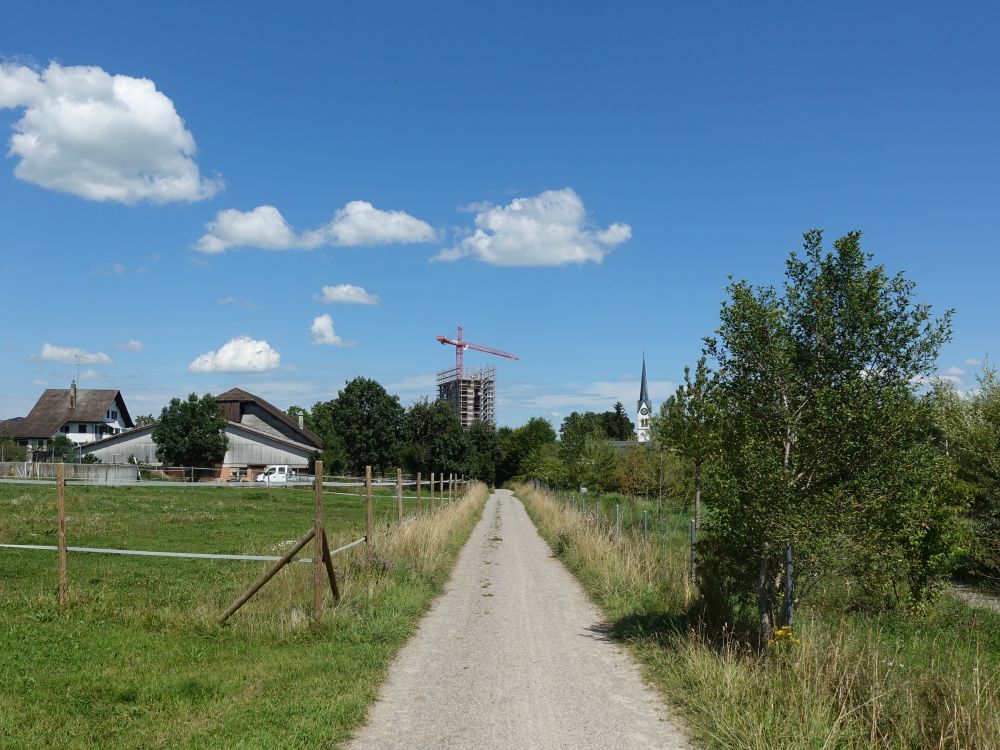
xmin=636 ymin=355 xmax=652 ymax=443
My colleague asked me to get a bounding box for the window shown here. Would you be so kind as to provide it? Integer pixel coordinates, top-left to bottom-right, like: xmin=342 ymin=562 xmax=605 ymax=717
xmin=60 ymin=425 xmax=69 ymax=433
xmin=78 ymin=425 xmax=87 ymax=433
xmin=111 ymin=410 xmax=117 ymax=420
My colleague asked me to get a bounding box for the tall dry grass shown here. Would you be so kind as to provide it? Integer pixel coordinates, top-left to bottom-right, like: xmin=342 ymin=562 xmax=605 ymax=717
xmin=224 ymin=482 xmax=490 ymax=637
xmin=517 ymin=483 xmax=1000 ymax=750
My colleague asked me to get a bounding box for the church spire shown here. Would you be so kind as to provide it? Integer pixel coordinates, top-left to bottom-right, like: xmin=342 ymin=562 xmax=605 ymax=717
xmin=637 ymin=355 xmax=651 ymax=413
xmin=636 ymin=354 xmax=652 ymax=443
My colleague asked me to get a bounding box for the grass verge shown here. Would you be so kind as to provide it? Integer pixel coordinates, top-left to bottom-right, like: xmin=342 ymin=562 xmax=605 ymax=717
xmin=0 ymin=481 xmax=488 ymax=749
xmin=516 ymin=483 xmax=1000 ymax=750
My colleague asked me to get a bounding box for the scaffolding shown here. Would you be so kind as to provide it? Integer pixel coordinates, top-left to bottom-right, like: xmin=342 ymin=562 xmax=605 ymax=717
xmin=436 ymin=365 xmax=496 ymax=428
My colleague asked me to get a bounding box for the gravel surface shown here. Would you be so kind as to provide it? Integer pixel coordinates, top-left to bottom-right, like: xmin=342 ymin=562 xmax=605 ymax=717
xmin=349 ymin=489 xmax=690 ymax=750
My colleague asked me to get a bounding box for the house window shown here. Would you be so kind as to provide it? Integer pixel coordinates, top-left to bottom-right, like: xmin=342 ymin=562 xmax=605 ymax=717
xmin=110 ymin=410 xmax=117 ymax=420
xmin=78 ymin=425 xmax=87 ymax=433
xmin=60 ymin=425 xmax=69 ymax=433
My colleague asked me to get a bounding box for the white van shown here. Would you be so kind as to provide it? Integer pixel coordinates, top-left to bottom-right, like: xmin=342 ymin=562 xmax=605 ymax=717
xmin=255 ymin=464 xmax=291 ymax=483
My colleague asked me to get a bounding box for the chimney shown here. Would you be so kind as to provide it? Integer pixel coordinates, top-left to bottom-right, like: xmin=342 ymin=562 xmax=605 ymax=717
xmin=70 ymin=380 xmax=77 ymax=409
xmin=298 ymin=413 xmax=304 ymax=430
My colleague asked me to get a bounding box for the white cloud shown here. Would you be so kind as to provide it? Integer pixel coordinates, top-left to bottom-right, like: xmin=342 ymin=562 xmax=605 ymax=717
xmin=194 ymin=201 xmax=434 ymax=254
xmin=31 ymin=343 xmax=112 ymax=365
xmin=319 ymin=284 xmax=379 ymax=305
xmin=80 ymin=369 xmax=100 ymax=381
xmin=217 ymin=295 xmax=261 ymax=309
xmin=310 ymin=314 xmax=354 ymax=347
xmin=324 ymin=201 xmax=436 ymax=246
xmin=965 ymin=358 xmax=983 ymax=367
xmin=435 ymin=188 xmax=631 ymax=267
xmin=114 ymin=339 xmax=144 ymax=352
xmin=188 ymin=336 xmax=280 ymax=373
xmin=31 ymin=378 xmax=47 ymax=386
xmin=195 ymin=206 xmax=303 ymax=254
xmin=0 ymin=62 xmax=221 ymax=204
xmin=943 ymin=366 xmax=966 ymax=377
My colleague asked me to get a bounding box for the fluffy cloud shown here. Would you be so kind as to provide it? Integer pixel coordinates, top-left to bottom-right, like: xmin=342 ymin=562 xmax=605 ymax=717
xmin=435 ymin=188 xmax=631 ymax=267
xmin=194 ymin=201 xmax=434 ymax=254
xmin=188 ymin=336 xmax=280 ymax=373
xmin=319 ymin=284 xmax=378 ymax=305
xmin=31 ymin=343 xmax=112 ymax=365
xmin=80 ymin=369 xmax=101 ymax=381
xmin=0 ymin=62 xmax=220 ymax=204
xmin=114 ymin=339 xmax=144 ymax=352
xmin=965 ymin=358 xmax=983 ymax=367
xmin=310 ymin=314 xmax=353 ymax=346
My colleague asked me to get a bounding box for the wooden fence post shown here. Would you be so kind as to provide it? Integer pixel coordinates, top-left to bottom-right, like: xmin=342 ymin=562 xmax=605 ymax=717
xmin=365 ymin=466 xmax=374 ymax=554
xmin=416 ymin=471 xmax=422 ymax=513
xmin=313 ymin=460 xmax=324 ymax=622
xmin=430 ymin=471 xmax=435 ymax=511
xmin=449 ymin=473 xmax=453 ymax=503
xmin=57 ymin=461 xmax=66 ymax=610
xmin=690 ymin=519 xmax=697 ymax=587
xmin=784 ymin=544 xmax=794 ymax=627
xmin=396 ymin=468 xmax=403 ymax=520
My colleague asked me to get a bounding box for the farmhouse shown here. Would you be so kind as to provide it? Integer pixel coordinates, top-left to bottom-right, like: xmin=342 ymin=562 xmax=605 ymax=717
xmin=6 ymin=382 xmax=133 ymax=450
xmin=81 ymin=387 xmax=322 ymax=478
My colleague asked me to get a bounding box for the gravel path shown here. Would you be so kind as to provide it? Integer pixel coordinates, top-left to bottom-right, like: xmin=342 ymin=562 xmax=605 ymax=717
xmin=348 ymin=489 xmax=690 ymax=750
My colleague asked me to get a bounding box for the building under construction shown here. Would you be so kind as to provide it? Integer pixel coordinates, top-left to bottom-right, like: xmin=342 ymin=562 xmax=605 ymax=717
xmin=436 ymin=365 xmax=496 ymax=428
xmin=435 ymin=326 xmax=517 ymax=428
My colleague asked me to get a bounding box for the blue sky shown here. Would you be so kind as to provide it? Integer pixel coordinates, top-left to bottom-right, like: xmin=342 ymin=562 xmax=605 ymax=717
xmin=1 ymin=1 xmax=997 ymax=427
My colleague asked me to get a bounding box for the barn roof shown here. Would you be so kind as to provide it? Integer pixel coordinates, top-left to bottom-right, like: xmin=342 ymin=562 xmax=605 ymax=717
xmin=10 ymin=389 xmax=133 ymax=439
xmin=215 ymin=387 xmax=322 ymax=448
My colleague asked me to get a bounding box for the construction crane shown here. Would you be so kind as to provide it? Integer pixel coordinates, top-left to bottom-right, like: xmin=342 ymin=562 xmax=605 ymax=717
xmin=436 ymin=325 xmax=519 ymax=379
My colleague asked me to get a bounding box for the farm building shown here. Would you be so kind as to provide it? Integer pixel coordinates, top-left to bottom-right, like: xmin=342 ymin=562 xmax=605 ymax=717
xmin=6 ymin=382 xmax=134 ymax=450
xmin=80 ymin=387 xmax=322 ymax=478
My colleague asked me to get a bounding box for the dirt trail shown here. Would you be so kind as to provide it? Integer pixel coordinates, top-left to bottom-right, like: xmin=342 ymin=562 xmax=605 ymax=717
xmin=348 ymin=489 xmax=689 ymax=750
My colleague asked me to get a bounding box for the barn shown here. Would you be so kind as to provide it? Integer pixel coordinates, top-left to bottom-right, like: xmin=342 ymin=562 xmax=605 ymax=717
xmin=81 ymin=388 xmax=322 ymax=478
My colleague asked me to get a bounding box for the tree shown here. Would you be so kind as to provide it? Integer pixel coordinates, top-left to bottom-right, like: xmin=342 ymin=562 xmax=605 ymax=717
xmin=497 ymin=418 xmax=557 ymax=485
xmin=702 ymin=230 xmax=959 ymax=637
xmin=926 ymin=367 xmax=1000 ymax=585
xmin=134 ymin=414 xmax=157 ymax=427
xmin=617 ymin=445 xmax=653 ymax=498
xmin=400 ymin=399 xmax=468 ymax=476
xmin=466 ymin=420 xmax=500 ymax=486
xmin=50 ymin=434 xmax=77 ymax=462
xmin=152 ymin=393 xmax=228 ymax=467
xmin=657 ymin=356 xmax=716 ymax=528
xmin=559 ymin=411 xmax=607 ymax=487
xmin=327 ymin=377 xmax=404 ymax=475
xmin=0 ymin=424 xmax=26 ymax=462
xmin=580 ymin=435 xmax=621 ymax=492
xmin=603 ymin=402 xmax=635 ymax=440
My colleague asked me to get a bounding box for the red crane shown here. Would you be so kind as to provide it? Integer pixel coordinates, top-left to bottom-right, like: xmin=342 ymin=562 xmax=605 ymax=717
xmin=436 ymin=325 xmax=519 ymax=379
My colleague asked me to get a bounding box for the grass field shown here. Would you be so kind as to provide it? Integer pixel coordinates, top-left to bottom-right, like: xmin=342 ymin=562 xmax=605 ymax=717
xmin=0 ymin=480 xmax=487 ymax=749
xmin=518 ymin=483 xmax=1000 ymax=750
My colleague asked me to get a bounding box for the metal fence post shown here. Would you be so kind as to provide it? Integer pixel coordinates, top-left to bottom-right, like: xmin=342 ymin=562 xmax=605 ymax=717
xmin=643 ymin=510 xmax=649 ymax=553
xmin=690 ymin=519 xmax=697 ymax=586
xmin=615 ymin=503 xmax=621 ymax=539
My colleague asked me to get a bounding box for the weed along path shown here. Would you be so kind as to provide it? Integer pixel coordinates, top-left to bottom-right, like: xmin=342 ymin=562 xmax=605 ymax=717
xmin=348 ymin=489 xmax=689 ymax=750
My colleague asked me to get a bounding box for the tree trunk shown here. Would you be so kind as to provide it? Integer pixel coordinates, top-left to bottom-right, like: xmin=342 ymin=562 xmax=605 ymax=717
xmin=756 ymin=552 xmax=777 ymax=645
xmin=694 ymin=460 xmax=702 ymax=530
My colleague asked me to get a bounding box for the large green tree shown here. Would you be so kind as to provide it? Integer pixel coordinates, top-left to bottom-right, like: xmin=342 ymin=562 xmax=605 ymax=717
xmin=153 ymin=393 xmax=228 ymax=467
xmin=657 ymin=356 xmax=717 ymax=528
xmin=701 ymin=230 xmax=959 ymax=636
xmin=327 ymin=377 xmax=404 ymax=475
xmin=602 ymin=402 xmax=635 ymax=440
xmin=497 ymin=418 xmax=557 ymax=485
xmin=400 ymin=399 xmax=468 ymax=476
xmin=466 ymin=420 xmax=500 ymax=486
xmin=925 ymin=368 xmax=1000 ymax=585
